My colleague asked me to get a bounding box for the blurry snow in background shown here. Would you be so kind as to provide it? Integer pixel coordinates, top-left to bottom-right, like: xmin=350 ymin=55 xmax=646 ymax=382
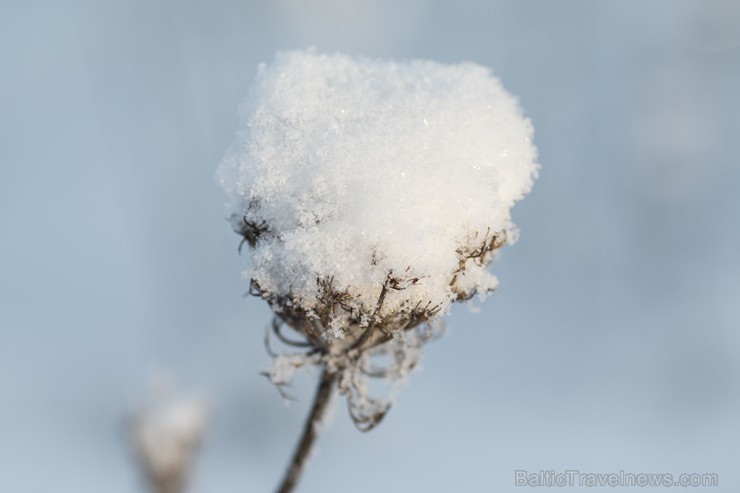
xmin=1 ymin=1 xmax=740 ymax=492
xmin=130 ymin=375 xmax=207 ymax=493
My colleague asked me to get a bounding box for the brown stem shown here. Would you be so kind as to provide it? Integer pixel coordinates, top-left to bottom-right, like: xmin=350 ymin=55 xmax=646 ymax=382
xmin=350 ymin=281 xmax=389 ymax=351
xmin=275 ymin=366 xmax=337 ymax=493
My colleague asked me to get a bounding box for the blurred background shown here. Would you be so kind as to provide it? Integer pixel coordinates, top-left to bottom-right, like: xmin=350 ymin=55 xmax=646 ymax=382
xmin=2 ymin=0 xmax=740 ymax=491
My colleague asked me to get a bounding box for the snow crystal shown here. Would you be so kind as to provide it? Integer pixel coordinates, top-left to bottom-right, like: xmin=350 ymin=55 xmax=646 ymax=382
xmin=218 ymin=49 xmax=538 ymax=344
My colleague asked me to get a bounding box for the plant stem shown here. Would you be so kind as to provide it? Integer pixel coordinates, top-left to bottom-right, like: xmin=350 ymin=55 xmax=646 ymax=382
xmin=276 ymin=366 xmax=337 ymax=493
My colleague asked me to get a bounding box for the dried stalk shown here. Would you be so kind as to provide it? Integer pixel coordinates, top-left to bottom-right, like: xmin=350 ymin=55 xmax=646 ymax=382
xmin=275 ymin=367 xmax=337 ymax=493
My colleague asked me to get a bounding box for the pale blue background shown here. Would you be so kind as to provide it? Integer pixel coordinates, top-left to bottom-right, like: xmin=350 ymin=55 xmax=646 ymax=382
xmin=2 ymin=0 xmax=740 ymax=491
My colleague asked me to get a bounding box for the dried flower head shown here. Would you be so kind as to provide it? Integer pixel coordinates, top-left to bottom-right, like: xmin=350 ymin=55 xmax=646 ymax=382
xmin=218 ymin=49 xmax=538 ymax=429
xmin=130 ymin=378 xmax=208 ymax=493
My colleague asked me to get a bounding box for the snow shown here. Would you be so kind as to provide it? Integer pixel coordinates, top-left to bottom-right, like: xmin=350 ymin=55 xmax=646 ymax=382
xmin=218 ymin=48 xmax=538 ymax=344
xmin=130 ymin=380 xmax=208 ymax=490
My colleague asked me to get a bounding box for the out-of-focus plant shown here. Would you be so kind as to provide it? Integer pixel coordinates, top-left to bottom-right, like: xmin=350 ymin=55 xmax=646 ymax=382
xmin=129 ymin=378 xmax=208 ymax=493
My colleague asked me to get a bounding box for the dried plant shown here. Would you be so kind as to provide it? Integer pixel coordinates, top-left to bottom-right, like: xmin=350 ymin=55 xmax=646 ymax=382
xmin=129 ymin=380 xmax=207 ymax=493
xmin=218 ymin=49 xmax=539 ymax=492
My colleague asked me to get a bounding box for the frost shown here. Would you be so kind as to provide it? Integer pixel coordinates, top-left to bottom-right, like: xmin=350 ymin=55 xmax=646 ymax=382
xmin=334 ymin=322 xmax=443 ymax=431
xmin=219 ymin=49 xmax=538 ymax=344
xmin=268 ymin=353 xmax=318 ymax=386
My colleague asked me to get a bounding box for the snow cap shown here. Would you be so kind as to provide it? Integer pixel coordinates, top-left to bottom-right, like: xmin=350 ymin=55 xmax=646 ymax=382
xmin=218 ymin=49 xmax=538 ymax=344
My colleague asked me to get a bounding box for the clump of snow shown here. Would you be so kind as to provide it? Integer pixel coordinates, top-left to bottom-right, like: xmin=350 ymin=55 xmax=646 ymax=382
xmin=219 ymin=49 xmax=538 ymax=348
xmin=130 ymin=379 xmax=208 ymax=493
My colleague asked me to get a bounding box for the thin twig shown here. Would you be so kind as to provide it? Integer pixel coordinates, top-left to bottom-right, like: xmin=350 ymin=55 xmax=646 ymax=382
xmin=275 ymin=366 xmax=337 ymax=493
xmin=350 ymin=280 xmax=390 ymax=351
